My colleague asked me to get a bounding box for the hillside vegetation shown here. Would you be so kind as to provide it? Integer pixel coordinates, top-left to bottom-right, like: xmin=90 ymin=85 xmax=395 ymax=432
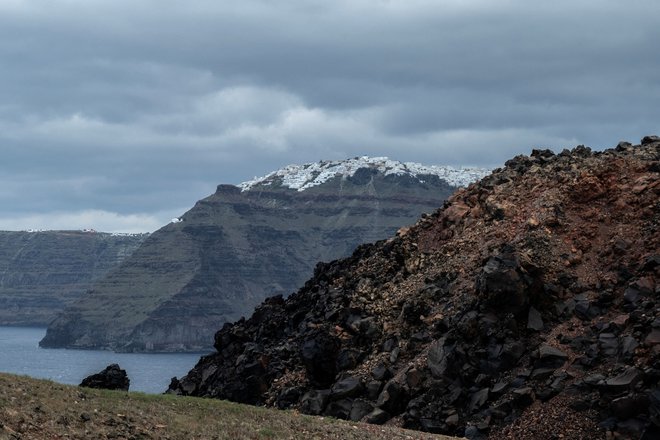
xmin=0 ymin=373 xmax=457 ymax=440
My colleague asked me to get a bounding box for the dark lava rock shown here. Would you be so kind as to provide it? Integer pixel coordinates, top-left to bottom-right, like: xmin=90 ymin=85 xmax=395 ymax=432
xmin=468 ymin=388 xmax=489 ymax=412
xmin=598 ymin=333 xmax=619 ymax=357
xmin=530 ymin=367 xmax=556 ymax=381
xmin=300 ymin=389 xmax=330 ymax=415
xmin=610 ymin=393 xmax=650 ymax=420
xmin=371 ymin=363 xmax=392 ymax=381
xmin=642 ymin=255 xmax=660 ymax=271
xmin=650 ymin=389 xmax=660 ymax=428
xmin=477 ymin=250 xmax=529 ymax=314
xmin=621 ymin=335 xmax=639 ymax=359
xmin=641 ymin=135 xmax=660 ymax=145
xmin=336 ymin=349 xmax=364 ymax=371
xmin=512 ymin=387 xmax=535 ymax=408
xmin=427 ymin=336 xmax=454 ymax=378
xmin=376 ymin=380 xmax=408 ymax=415
xmin=616 ymin=141 xmax=632 ymax=151
xmin=527 ymin=306 xmax=544 ymax=331
xmin=601 ymin=367 xmax=643 ymax=394
xmin=535 ymin=344 xmax=568 ymax=368
xmin=80 ymin=364 xmax=129 ymax=391
xmin=350 ymin=399 xmax=375 ymax=421
xmin=325 ymin=398 xmax=353 ymax=420
xmin=301 ymin=332 xmax=339 ymax=386
xmin=646 ymin=329 xmax=660 ymax=346
xmin=491 ymin=381 xmax=508 ymax=395
xmin=169 ymin=141 xmax=660 ymax=440
xmin=276 ymin=387 xmax=303 ymax=409
xmin=575 ymin=297 xmax=600 ymax=320
xmin=364 ymin=408 xmax=390 ymax=425
xmin=420 ymin=418 xmax=446 ymax=434
xmin=330 ymin=377 xmax=364 ymax=400
xmin=365 ymin=380 xmax=383 ymax=400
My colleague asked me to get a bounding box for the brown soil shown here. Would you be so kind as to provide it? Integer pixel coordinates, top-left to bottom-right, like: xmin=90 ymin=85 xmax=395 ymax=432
xmin=0 ymin=373 xmax=459 ymax=440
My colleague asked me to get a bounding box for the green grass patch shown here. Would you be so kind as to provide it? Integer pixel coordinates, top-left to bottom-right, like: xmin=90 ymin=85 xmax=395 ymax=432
xmin=0 ymin=373 xmax=457 ymax=440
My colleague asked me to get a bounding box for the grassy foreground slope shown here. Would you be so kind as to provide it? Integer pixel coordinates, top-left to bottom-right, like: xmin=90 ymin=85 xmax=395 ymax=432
xmin=0 ymin=373 xmax=457 ymax=440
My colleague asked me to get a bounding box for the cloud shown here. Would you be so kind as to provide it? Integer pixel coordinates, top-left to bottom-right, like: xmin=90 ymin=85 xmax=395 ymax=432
xmin=0 ymin=209 xmax=178 ymax=234
xmin=0 ymin=1 xmax=658 ymax=231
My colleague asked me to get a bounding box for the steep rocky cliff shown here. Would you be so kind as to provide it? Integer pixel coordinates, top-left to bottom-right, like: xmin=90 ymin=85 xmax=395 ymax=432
xmin=42 ymin=157 xmax=488 ymax=352
xmin=0 ymin=231 xmax=146 ymax=326
xmin=170 ymin=138 xmax=659 ymax=439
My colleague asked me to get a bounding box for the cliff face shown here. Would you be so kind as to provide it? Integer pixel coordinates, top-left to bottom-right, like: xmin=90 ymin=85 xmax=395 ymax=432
xmin=170 ymin=139 xmax=659 ymax=439
xmin=0 ymin=231 xmax=146 ymax=326
xmin=42 ymin=158 xmax=484 ymax=352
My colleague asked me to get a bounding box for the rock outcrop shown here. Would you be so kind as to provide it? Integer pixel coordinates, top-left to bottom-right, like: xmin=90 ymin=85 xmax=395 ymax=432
xmin=0 ymin=231 xmax=146 ymax=325
xmin=80 ymin=364 xmax=130 ymax=391
xmin=170 ymin=139 xmax=659 ymax=439
xmin=42 ymin=158 xmax=488 ymax=352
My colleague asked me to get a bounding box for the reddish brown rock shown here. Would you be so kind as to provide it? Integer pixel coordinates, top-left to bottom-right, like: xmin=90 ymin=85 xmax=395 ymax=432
xmin=171 ymin=139 xmax=660 ymax=440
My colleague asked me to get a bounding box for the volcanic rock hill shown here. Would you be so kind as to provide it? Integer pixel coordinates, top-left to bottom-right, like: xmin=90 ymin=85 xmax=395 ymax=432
xmin=170 ymin=138 xmax=660 ymax=439
xmin=41 ymin=157 xmax=488 ymax=352
xmin=0 ymin=230 xmax=146 ymax=326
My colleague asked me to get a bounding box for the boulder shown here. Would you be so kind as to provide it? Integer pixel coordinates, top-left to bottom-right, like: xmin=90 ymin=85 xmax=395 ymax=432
xmin=641 ymin=135 xmax=660 ymax=145
xmin=468 ymin=388 xmax=489 ymax=412
xmin=300 ymin=332 xmax=339 ymax=386
xmin=601 ymin=368 xmax=643 ymax=394
xmin=527 ymin=306 xmax=544 ymax=331
xmin=427 ymin=336 xmax=454 ymax=378
xmin=300 ymin=389 xmax=331 ymax=415
xmin=650 ymin=389 xmax=660 ymax=428
xmin=371 ymin=363 xmax=392 ymax=381
xmin=535 ymin=344 xmax=568 ymax=369
xmin=324 ymin=398 xmax=353 ymax=420
xmin=330 ymin=377 xmax=364 ymax=400
xmin=349 ymin=399 xmax=374 ymax=421
xmin=610 ymin=393 xmax=650 ymax=420
xmin=477 ymin=249 xmax=529 ymax=314
xmin=364 ymin=408 xmax=390 ymax=425
xmin=80 ymin=364 xmax=129 ymax=391
xmin=376 ymin=380 xmax=408 ymax=415
xmin=646 ymin=329 xmax=660 ymax=346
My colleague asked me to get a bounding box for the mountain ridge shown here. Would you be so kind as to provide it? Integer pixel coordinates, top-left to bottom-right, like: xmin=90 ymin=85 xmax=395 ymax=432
xmin=42 ymin=157 xmax=484 ymax=352
xmin=0 ymin=230 xmax=147 ymax=326
xmin=238 ymin=156 xmax=490 ymax=192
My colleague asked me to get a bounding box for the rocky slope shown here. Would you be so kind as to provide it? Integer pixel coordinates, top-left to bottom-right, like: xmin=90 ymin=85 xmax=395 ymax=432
xmin=170 ymin=138 xmax=660 ymax=439
xmin=42 ymin=158 xmax=489 ymax=352
xmin=0 ymin=230 xmax=146 ymax=326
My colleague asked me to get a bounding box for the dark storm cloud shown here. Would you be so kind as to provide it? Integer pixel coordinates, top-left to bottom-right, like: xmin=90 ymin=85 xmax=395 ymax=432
xmin=0 ymin=0 xmax=658 ymax=231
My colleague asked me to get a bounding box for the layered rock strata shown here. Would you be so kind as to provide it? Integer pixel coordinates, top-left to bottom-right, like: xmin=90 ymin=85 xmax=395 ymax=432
xmin=0 ymin=231 xmax=146 ymax=325
xmin=43 ymin=158 xmax=484 ymax=352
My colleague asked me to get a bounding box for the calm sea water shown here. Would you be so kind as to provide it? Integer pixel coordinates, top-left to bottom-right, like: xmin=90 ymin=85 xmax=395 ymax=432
xmin=0 ymin=326 xmax=207 ymax=394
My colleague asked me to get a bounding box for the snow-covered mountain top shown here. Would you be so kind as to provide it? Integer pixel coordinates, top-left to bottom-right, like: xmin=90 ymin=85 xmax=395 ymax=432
xmin=238 ymin=156 xmax=491 ymax=192
xmin=18 ymin=229 xmax=147 ymax=237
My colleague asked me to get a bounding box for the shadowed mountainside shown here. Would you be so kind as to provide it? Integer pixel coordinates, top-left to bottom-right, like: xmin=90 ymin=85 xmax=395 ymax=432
xmin=42 ymin=158 xmax=487 ymax=352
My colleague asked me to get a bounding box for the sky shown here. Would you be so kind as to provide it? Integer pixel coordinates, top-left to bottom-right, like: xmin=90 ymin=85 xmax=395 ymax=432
xmin=1 ymin=0 xmax=658 ymax=233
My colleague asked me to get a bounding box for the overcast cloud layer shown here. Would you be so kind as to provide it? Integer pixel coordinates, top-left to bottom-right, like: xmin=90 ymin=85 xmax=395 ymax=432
xmin=1 ymin=0 xmax=658 ymax=232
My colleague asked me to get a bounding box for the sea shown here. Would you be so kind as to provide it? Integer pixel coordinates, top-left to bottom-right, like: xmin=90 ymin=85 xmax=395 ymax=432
xmin=0 ymin=326 xmax=206 ymax=394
